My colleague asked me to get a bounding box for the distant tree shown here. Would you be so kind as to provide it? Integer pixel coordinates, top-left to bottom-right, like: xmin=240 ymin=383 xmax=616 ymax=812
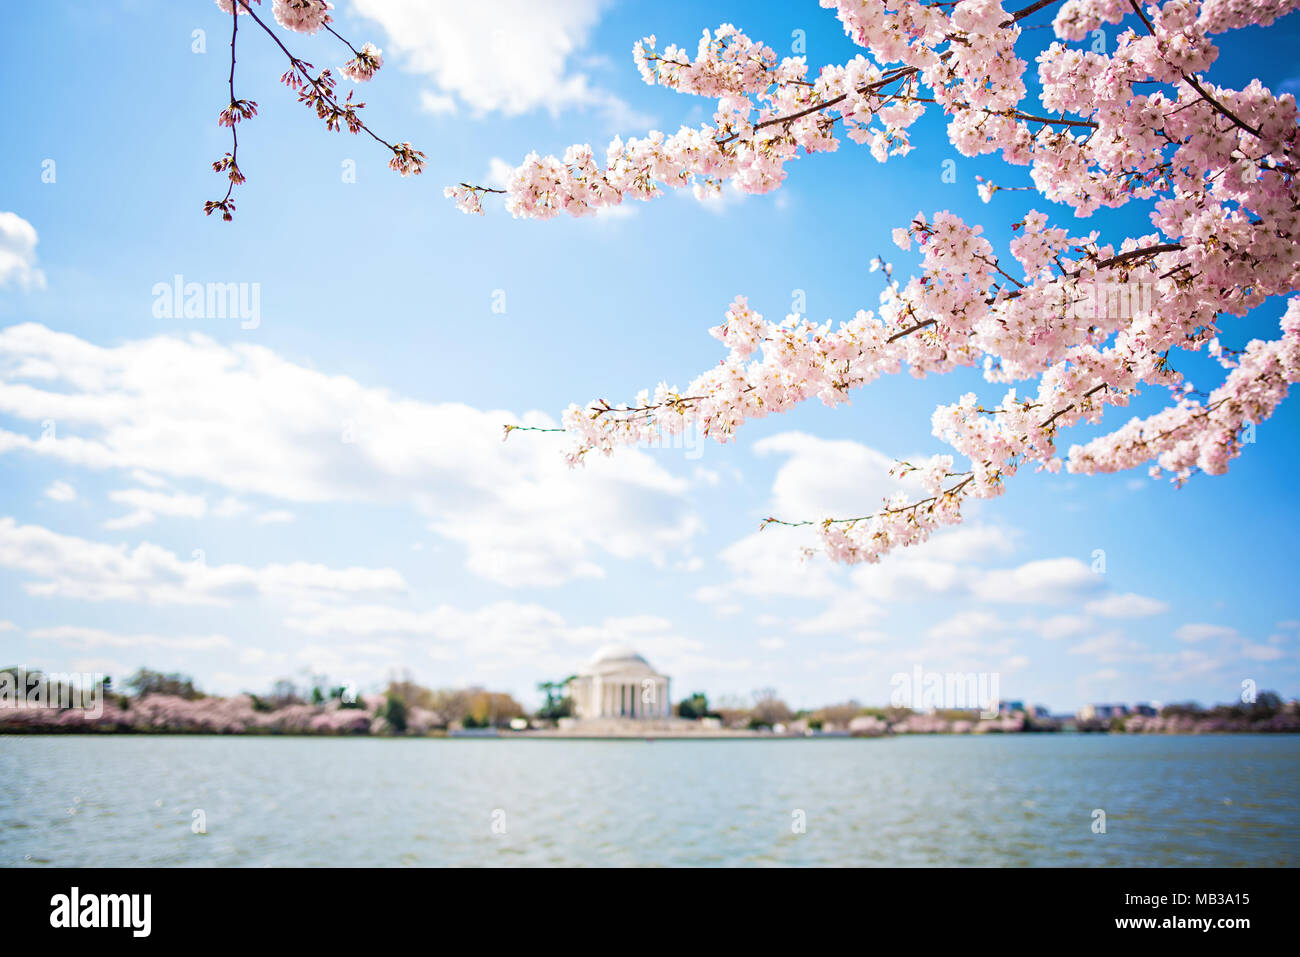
xmin=536 ymin=678 xmax=575 ymax=721
xmin=127 ymin=668 xmax=202 ymax=700
xmin=266 ymin=678 xmax=303 ymax=709
xmin=386 ymin=671 xmax=437 ymax=711
xmin=330 ymin=684 xmax=366 ymax=709
xmin=468 ymin=690 xmax=526 ymax=728
xmin=810 ymin=701 xmax=863 ymax=728
xmin=382 ymin=693 xmax=408 ymax=733
xmin=750 ymin=688 xmax=793 ymax=728
xmin=677 ymin=692 xmax=710 ymax=720
xmin=1249 ymin=691 xmax=1284 ymax=719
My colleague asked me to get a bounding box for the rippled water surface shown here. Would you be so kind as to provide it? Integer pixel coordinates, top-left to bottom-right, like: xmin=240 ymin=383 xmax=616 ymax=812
xmin=2 ymin=734 xmax=1296 ymax=866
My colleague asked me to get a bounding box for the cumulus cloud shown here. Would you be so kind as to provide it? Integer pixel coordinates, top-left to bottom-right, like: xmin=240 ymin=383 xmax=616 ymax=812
xmin=1084 ymin=592 xmax=1169 ymax=618
xmin=29 ymin=626 xmax=232 ymax=652
xmin=1174 ymin=623 xmax=1238 ymax=643
xmin=1068 ymin=631 xmax=1146 ymax=662
xmin=0 ymin=212 xmax=45 ymax=291
xmin=0 ymin=517 xmax=406 ymax=606
xmin=753 ymin=431 xmax=917 ymax=520
xmin=349 ymin=0 xmax=637 ymax=122
xmin=927 ymin=610 xmax=1012 ymax=640
xmin=694 ymin=527 xmax=842 ymax=605
xmin=282 ymin=597 xmax=704 ymax=678
xmin=972 ymin=557 xmax=1102 ymax=604
xmin=0 ymin=324 xmax=699 ymax=586
xmin=104 ymin=487 xmax=207 ymax=529
xmin=44 ymin=481 xmax=76 ymax=503
xmin=1035 ymin=614 xmax=1091 ymax=640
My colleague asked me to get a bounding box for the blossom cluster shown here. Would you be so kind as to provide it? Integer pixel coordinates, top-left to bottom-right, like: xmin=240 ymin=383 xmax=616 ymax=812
xmin=460 ymin=0 xmax=1300 ymax=565
xmin=341 ymin=42 xmax=384 ymax=83
xmin=271 ymin=0 xmax=332 ymax=35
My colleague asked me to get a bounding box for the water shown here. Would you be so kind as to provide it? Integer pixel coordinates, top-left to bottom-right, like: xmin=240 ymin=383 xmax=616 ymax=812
xmin=2 ymin=734 xmax=1296 ymax=866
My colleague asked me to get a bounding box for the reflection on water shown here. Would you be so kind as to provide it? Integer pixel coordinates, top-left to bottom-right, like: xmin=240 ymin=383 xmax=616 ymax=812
xmin=1 ymin=734 xmax=1296 ymax=866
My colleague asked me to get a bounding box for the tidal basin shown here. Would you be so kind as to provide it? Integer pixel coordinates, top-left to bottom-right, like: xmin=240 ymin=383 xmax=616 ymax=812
xmin=2 ymin=734 xmax=1296 ymax=867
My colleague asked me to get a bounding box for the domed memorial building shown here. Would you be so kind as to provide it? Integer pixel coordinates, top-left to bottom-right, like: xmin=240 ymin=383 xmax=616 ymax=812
xmin=567 ymin=646 xmax=671 ymax=721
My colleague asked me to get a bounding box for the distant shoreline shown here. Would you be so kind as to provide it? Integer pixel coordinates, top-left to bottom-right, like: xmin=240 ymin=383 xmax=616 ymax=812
xmin=4 ymin=728 xmax=1298 ymax=740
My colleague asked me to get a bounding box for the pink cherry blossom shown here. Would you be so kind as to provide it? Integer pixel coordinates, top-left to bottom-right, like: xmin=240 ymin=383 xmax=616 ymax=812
xmin=458 ymin=0 xmax=1300 ymax=565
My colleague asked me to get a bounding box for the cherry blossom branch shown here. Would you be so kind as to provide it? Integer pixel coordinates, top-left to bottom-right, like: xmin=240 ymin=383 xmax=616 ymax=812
xmin=1126 ymin=0 xmax=1263 ymax=138
xmin=205 ymin=6 xmax=253 ymax=221
xmin=205 ymin=0 xmax=423 ymax=221
xmin=761 ymin=474 xmax=975 ymax=529
xmin=450 ymin=0 xmax=1300 ymax=566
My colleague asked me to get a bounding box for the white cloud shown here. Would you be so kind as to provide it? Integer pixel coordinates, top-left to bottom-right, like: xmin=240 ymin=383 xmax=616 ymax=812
xmin=256 ymin=509 xmax=295 ymax=525
xmin=790 ymin=591 xmax=884 ymax=638
xmin=923 ymin=524 xmax=1017 ymax=563
xmin=0 ymin=212 xmax=44 ymax=291
xmin=44 ymin=481 xmax=76 ymax=503
xmin=1085 ymin=592 xmax=1169 ymax=618
xmin=972 ymin=557 xmax=1101 ymax=604
xmin=927 ymin=610 xmax=1011 ymax=640
xmin=753 ymin=431 xmax=915 ymax=520
xmin=1067 ymin=631 xmax=1144 ymax=662
xmin=350 ymin=0 xmax=635 ymax=122
xmin=0 ymin=517 xmax=406 ymax=606
xmin=1035 ymin=614 xmax=1091 ymax=640
xmin=29 ymin=626 xmax=232 ymax=652
xmin=417 ymin=91 xmax=458 ymax=115
xmin=851 ymin=556 xmax=966 ymax=601
xmin=0 ymin=324 xmax=698 ymax=586
xmin=1174 ymin=623 xmax=1238 ymax=643
xmin=484 ymin=157 xmax=514 ymax=190
xmin=695 ymin=528 xmax=841 ymax=605
xmin=214 ymin=496 xmax=250 ymax=518
xmin=282 ymin=598 xmax=697 ymax=674
xmin=104 ymin=487 xmax=208 ymax=529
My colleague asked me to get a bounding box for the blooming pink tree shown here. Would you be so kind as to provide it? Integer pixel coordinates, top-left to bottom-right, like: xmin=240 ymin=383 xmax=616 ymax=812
xmin=443 ymin=0 xmax=1300 ymax=565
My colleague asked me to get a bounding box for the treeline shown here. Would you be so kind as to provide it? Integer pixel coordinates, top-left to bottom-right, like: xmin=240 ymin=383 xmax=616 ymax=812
xmin=0 ymin=667 xmax=527 ymax=736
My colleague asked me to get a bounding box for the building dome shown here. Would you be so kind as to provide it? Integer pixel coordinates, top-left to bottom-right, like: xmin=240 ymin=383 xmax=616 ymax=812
xmin=585 ymin=644 xmax=655 ymax=676
xmin=568 ymin=645 xmax=671 ymax=721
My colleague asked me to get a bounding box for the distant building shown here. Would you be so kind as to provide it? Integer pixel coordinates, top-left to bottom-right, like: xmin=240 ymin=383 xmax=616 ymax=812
xmin=566 ymin=646 xmax=671 ymax=721
xmin=998 ymin=700 xmax=1026 ymax=715
xmin=1132 ymin=703 xmax=1158 ymax=717
xmin=1079 ymin=703 xmax=1131 ymax=721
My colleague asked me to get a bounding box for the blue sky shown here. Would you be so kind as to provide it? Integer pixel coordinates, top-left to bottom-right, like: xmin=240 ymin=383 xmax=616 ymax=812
xmin=0 ymin=0 xmax=1297 ymax=713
